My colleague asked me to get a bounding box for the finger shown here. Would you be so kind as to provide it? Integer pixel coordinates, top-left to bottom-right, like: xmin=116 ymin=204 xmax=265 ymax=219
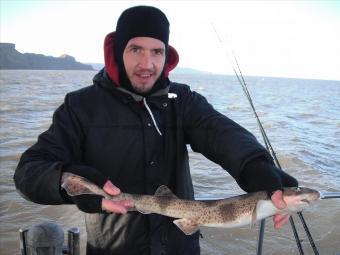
xmin=275 ymin=216 xmax=289 ymax=229
xmin=119 ymin=200 xmax=134 ymax=208
xmin=273 ymin=213 xmax=287 ymax=222
xmin=273 ymin=214 xmax=290 ymax=229
xmin=271 ymin=190 xmax=287 ymax=209
xmin=103 ymin=181 xmax=121 ymax=196
xmin=102 ymin=199 xmax=133 ymax=214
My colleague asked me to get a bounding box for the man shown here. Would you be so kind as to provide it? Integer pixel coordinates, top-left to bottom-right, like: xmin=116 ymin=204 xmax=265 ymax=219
xmin=14 ymin=6 xmax=298 ymax=255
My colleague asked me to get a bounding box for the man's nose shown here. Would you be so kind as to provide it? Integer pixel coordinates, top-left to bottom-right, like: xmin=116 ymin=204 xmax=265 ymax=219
xmin=139 ymin=52 xmax=153 ymax=69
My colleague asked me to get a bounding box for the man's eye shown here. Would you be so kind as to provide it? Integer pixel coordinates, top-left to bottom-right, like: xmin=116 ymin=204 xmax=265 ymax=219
xmin=154 ymin=49 xmax=164 ymax=55
xmin=131 ymin=47 xmax=140 ymax=53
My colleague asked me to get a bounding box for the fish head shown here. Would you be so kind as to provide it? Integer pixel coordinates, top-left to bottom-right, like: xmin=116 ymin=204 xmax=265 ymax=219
xmin=282 ymin=187 xmax=320 ymax=212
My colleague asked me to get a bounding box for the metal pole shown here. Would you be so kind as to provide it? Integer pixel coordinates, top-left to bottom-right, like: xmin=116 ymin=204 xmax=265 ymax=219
xmin=19 ymin=228 xmax=28 ymax=255
xmin=256 ymin=219 xmax=266 ymax=255
xmin=320 ymin=192 xmax=340 ymax=199
xmin=68 ymin=227 xmax=80 ymax=255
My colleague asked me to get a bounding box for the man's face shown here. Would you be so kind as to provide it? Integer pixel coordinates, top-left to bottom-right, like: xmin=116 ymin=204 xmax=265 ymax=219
xmin=123 ymin=37 xmax=166 ymax=94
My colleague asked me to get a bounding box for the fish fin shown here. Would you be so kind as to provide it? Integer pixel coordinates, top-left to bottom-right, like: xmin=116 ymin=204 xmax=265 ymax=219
xmin=173 ymin=219 xmax=199 ymax=235
xmin=154 ymin=185 xmax=178 ymax=198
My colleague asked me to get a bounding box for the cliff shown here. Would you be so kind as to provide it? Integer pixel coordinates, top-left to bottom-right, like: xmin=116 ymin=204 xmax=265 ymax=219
xmin=0 ymin=43 xmax=94 ymax=70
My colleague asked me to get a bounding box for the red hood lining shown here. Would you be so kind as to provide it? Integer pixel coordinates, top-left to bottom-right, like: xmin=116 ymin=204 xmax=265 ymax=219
xmin=104 ymin=32 xmax=179 ymax=86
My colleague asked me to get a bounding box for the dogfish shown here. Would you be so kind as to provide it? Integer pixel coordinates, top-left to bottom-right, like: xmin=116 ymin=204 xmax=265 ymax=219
xmin=61 ymin=172 xmax=320 ymax=235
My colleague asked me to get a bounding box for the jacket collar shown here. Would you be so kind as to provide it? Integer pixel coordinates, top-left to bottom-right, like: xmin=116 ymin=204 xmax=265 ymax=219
xmin=116 ymin=86 xmax=170 ymax=103
xmin=93 ymin=70 xmax=172 ymax=107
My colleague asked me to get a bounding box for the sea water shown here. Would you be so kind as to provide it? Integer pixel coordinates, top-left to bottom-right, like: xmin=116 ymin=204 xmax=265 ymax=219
xmin=0 ymin=70 xmax=339 ymax=254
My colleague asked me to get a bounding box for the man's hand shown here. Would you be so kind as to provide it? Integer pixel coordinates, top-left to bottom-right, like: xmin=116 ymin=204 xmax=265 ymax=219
xmin=271 ymin=190 xmax=290 ymax=229
xmin=240 ymin=156 xmax=298 ymax=229
xmin=101 ymin=181 xmax=134 ymax=214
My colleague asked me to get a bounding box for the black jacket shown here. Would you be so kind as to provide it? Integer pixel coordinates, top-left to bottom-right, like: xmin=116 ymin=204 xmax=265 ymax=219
xmin=14 ymin=32 xmax=271 ymax=255
xmin=14 ymin=68 xmax=270 ymax=254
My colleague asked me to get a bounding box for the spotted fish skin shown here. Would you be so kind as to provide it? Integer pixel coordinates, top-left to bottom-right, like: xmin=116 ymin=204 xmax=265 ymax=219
xmin=61 ymin=172 xmax=320 ymax=235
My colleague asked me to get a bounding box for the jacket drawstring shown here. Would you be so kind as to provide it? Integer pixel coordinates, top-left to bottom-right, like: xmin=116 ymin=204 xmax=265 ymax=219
xmin=143 ymin=97 xmax=163 ymax=136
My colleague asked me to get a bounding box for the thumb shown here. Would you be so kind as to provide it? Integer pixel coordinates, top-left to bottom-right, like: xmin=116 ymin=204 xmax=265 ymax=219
xmin=271 ymin=190 xmax=287 ymax=209
xmin=103 ymin=180 xmax=121 ymax=196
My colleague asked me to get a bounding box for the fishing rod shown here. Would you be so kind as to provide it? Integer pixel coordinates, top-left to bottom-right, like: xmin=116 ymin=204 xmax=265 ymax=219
xmin=231 ymin=46 xmax=315 ymax=255
xmin=231 ymin=50 xmax=318 ymax=255
xmin=211 ymin=24 xmax=320 ymax=255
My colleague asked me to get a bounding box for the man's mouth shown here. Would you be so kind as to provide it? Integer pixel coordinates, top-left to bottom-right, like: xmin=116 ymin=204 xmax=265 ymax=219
xmin=136 ymin=73 xmax=153 ymax=79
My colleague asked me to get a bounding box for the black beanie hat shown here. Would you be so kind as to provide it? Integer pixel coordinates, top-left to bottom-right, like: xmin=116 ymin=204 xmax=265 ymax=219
xmin=113 ymin=6 xmax=170 ymax=95
xmin=115 ymin=6 xmax=170 ymax=62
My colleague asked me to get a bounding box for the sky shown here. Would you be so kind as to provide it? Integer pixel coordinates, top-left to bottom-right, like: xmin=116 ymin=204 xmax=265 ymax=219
xmin=1 ymin=0 xmax=340 ymax=80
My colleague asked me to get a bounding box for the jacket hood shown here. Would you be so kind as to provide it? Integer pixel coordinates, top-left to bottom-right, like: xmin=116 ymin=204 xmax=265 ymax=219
xmin=104 ymin=32 xmax=179 ymax=86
